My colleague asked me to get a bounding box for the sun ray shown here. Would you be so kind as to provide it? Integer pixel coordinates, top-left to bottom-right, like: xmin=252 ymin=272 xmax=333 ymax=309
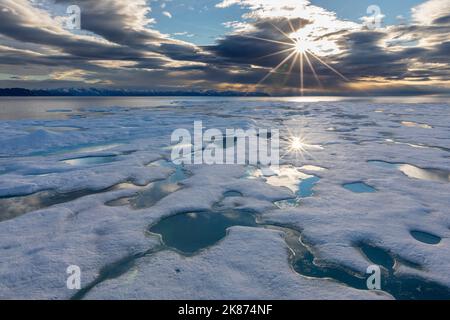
xmin=256 ymin=47 xmax=296 ymax=60
xmin=307 ymin=50 xmax=349 ymax=82
xmin=240 ymin=34 xmax=293 ymax=47
xmin=304 ymin=51 xmax=323 ymax=88
xmin=299 ymin=52 xmax=304 ymax=96
xmin=246 ymin=17 xmax=349 ymax=95
xmin=257 ymin=50 xmax=298 ymax=86
xmin=283 ymin=52 xmax=299 ymax=85
xmin=286 ymin=19 xmax=297 ymax=35
xmin=269 ymin=22 xmax=296 ymax=44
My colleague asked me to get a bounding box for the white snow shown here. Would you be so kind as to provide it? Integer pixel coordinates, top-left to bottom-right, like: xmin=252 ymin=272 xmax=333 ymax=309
xmin=0 ymin=98 xmax=449 ymax=299
xmin=85 ymin=227 xmax=389 ymax=300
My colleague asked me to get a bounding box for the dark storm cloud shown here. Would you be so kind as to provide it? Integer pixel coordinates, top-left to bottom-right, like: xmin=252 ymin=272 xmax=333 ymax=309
xmin=0 ymin=0 xmax=210 ymax=86
xmin=207 ymin=18 xmax=307 ymax=67
xmin=334 ymin=31 xmax=410 ymax=78
xmin=0 ymin=0 xmax=207 ymax=62
xmin=433 ymin=14 xmax=450 ymax=24
xmin=53 ymin=0 xmax=167 ymax=47
xmin=208 ymin=21 xmax=413 ymax=85
xmin=0 ymin=2 xmax=147 ymax=61
xmin=205 ymin=14 xmax=450 ymax=92
xmin=157 ymin=43 xmax=213 ymax=62
xmin=51 ymin=0 xmax=210 ymax=62
xmin=426 ymin=41 xmax=450 ymax=63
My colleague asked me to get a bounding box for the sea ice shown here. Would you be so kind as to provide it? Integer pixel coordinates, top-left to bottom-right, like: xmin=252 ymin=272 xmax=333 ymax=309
xmin=0 ymin=99 xmax=449 ymax=299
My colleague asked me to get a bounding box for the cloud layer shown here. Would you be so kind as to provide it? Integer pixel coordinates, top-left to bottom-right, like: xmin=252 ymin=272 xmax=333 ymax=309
xmin=0 ymin=0 xmax=448 ymax=94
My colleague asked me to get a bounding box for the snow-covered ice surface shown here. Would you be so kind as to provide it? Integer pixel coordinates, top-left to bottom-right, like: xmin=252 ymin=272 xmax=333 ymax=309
xmin=0 ymin=97 xmax=449 ymax=300
xmin=84 ymin=227 xmax=386 ymax=300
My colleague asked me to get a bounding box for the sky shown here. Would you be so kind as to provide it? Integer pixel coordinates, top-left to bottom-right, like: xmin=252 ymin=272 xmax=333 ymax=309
xmin=0 ymin=0 xmax=449 ymax=95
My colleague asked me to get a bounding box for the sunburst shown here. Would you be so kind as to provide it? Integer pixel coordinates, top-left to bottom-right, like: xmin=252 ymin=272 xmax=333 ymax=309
xmin=247 ymin=19 xmax=349 ymax=95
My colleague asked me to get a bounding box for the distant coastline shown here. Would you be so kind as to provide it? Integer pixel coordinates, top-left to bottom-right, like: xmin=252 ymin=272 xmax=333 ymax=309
xmin=0 ymin=88 xmax=270 ymax=97
xmin=2 ymin=88 xmax=449 ymax=98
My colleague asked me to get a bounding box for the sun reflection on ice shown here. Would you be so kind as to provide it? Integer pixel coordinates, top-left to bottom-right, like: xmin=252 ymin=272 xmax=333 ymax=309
xmin=283 ymin=134 xmax=324 ymax=161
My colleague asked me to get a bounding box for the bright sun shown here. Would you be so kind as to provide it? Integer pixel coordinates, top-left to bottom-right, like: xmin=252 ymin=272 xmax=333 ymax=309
xmin=250 ymin=18 xmax=349 ymax=96
xmin=292 ymin=34 xmax=319 ymax=54
xmin=294 ymin=40 xmax=306 ymax=54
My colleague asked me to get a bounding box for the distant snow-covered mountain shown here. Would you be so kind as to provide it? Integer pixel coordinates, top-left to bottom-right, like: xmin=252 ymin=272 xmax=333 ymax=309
xmin=0 ymin=88 xmax=269 ymax=97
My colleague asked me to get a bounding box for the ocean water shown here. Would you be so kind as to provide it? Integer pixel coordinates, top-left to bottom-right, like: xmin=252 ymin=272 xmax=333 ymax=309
xmin=1 ymin=95 xmax=449 ymax=120
xmin=1 ymin=96 xmax=450 ymax=300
